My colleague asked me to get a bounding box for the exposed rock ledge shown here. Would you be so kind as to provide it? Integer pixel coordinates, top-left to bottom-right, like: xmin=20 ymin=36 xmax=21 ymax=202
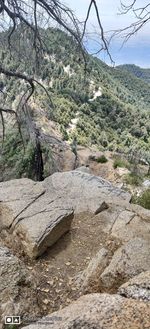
xmin=0 ymin=170 xmax=131 ymax=258
xmin=0 ymin=169 xmax=150 ymax=329
xmin=22 ymin=293 xmax=150 ymax=329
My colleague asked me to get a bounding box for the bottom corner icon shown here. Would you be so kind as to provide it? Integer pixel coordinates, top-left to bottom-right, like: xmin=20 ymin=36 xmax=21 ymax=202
xmin=13 ymin=316 xmax=20 ymax=324
xmin=5 ymin=317 xmax=13 ymax=324
xmin=5 ymin=316 xmax=20 ymax=325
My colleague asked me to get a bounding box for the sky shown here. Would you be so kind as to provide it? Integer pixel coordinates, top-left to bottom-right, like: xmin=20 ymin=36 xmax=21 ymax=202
xmin=65 ymin=0 xmax=150 ymax=67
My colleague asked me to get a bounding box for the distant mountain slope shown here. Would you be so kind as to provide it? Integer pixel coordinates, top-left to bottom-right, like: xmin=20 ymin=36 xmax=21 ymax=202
xmin=117 ymin=64 xmax=150 ymax=85
xmin=0 ymin=27 xmax=150 ymax=180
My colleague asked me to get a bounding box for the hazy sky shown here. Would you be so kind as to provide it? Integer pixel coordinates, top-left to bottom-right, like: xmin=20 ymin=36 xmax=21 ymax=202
xmin=65 ymin=0 xmax=150 ymax=67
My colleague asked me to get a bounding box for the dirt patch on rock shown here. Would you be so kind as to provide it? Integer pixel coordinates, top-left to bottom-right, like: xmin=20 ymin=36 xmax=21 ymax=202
xmin=1 ymin=212 xmax=121 ymax=319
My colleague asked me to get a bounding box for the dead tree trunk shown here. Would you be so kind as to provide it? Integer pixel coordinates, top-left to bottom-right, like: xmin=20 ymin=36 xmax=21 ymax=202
xmin=34 ymin=129 xmax=44 ymax=181
xmin=23 ymin=106 xmax=44 ymax=181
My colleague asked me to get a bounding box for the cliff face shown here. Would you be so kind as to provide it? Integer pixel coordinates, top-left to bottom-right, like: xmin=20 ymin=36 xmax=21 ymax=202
xmin=0 ymin=169 xmax=150 ymax=328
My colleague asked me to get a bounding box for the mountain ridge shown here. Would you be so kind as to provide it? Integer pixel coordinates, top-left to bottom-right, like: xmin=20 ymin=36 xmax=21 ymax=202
xmin=117 ymin=64 xmax=150 ymax=84
xmin=0 ymin=27 xmax=150 ymax=180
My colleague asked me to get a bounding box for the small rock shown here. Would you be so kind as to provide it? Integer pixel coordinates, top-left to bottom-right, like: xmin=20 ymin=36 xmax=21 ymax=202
xmin=43 ymin=299 xmax=49 ymax=305
xmin=118 ymin=271 xmax=150 ymax=301
xmin=100 ymin=238 xmax=150 ymax=291
xmin=78 ymin=248 xmax=110 ymax=293
xmin=65 ymin=262 xmax=71 ymax=266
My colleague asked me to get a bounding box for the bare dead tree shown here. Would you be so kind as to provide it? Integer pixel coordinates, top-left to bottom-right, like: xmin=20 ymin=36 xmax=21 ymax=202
xmin=1 ymin=0 xmax=149 ymax=180
xmin=0 ymin=0 xmax=112 ymax=111
xmin=0 ymin=0 xmax=112 ymax=181
xmin=113 ymin=0 xmax=150 ymax=42
xmin=1 ymin=0 xmax=150 ymax=118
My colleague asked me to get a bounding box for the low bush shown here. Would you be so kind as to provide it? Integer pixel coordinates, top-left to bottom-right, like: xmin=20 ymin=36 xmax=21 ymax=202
xmin=96 ymin=155 xmax=108 ymax=163
xmin=124 ymin=173 xmax=142 ymax=186
xmin=113 ymin=157 xmax=128 ymax=169
xmin=132 ymin=189 xmax=150 ymax=210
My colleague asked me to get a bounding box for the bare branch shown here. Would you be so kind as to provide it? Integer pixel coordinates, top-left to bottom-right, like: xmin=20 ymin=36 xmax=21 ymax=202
xmin=115 ymin=0 xmax=150 ymax=43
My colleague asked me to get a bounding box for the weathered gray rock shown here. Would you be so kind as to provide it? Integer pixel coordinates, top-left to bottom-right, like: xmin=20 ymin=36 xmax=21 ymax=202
xmin=142 ymin=180 xmax=150 ymax=188
xmin=61 ymin=149 xmax=76 ymax=171
xmin=118 ymin=271 xmax=150 ymax=301
xmin=116 ymin=167 xmax=130 ymax=177
xmin=13 ymin=204 xmax=74 ymax=258
xmin=75 ymin=166 xmax=91 ymax=174
xmin=0 ymin=246 xmax=40 ymax=327
xmin=0 ymin=171 xmax=131 ymax=258
xmin=130 ymin=204 xmax=150 ymax=223
xmin=100 ymin=238 xmax=150 ymax=291
xmin=21 ymin=293 xmax=150 ymax=329
xmin=93 ymin=203 xmax=150 ymax=244
xmin=43 ymin=171 xmax=131 ymax=213
xmin=110 ymin=207 xmax=150 ymax=242
xmin=0 ymin=196 xmax=73 ymax=259
xmin=0 ymin=178 xmax=45 ymax=229
xmin=78 ymin=248 xmax=110 ymax=293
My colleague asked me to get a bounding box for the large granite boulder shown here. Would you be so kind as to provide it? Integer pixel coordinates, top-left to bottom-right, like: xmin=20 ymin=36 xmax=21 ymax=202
xmin=43 ymin=171 xmax=131 ymax=213
xmin=100 ymin=238 xmax=150 ymax=292
xmin=0 ymin=246 xmax=40 ymax=327
xmin=0 ymin=178 xmax=74 ymax=258
xmin=21 ymin=293 xmax=150 ymax=329
xmin=92 ymin=202 xmax=150 ymax=241
xmin=0 ymin=171 xmax=130 ymax=258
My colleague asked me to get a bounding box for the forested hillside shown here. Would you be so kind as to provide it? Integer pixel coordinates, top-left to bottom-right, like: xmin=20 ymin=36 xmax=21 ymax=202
xmin=0 ymin=26 xmax=150 ymax=180
xmin=117 ymin=64 xmax=150 ymax=84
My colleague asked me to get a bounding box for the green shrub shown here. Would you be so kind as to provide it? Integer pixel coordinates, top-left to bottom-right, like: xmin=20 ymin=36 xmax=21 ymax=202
xmin=132 ymin=189 xmax=150 ymax=210
xmin=0 ymin=131 xmax=37 ymax=180
xmin=113 ymin=157 xmax=128 ymax=169
xmin=124 ymin=173 xmax=142 ymax=186
xmin=96 ymin=155 xmax=108 ymax=163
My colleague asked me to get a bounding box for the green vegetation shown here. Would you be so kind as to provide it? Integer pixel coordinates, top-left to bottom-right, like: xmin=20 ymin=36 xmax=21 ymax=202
xmin=0 ymin=26 xmax=150 ymax=180
xmin=132 ymin=189 xmax=150 ymax=210
xmin=96 ymin=155 xmax=108 ymax=163
xmin=0 ymin=130 xmax=38 ymax=181
xmin=118 ymin=64 xmax=150 ymax=85
xmin=113 ymin=157 xmax=129 ymax=169
xmin=4 ymin=325 xmax=17 ymax=329
xmin=124 ymin=173 xmax=142 ymax=186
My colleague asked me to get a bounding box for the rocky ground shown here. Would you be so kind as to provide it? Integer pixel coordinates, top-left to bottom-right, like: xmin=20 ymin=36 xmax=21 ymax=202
xmin=0 ymin=168 xmax=150 ymax=329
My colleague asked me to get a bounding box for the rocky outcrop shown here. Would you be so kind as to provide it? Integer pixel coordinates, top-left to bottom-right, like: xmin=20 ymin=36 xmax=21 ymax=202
xmin=0 ymin=171 xmax=130 ymax=258
xmin=77 ymin=212 xmax=150 ymax=295
xmin=77 ymin=248 xmax=110 ymax=293
xmin=21 ymin=293 xmax=150 ymax=329
xmin=95 ymin=203 xmax=150 ymax=242
xmin=0 ymin=178 xmax=74 ymax=258
xmin=0 ymin=171 xmax=150 ymax=328
xmin=100 ymin=238 xmax=150 ymax=292
xmin=43 ymin=171 xmax=131 ymax=212
xmin=0 ymin=246 xmax=40 ymax=327
xmin=118 ymin=271 xmax=150 ymax=301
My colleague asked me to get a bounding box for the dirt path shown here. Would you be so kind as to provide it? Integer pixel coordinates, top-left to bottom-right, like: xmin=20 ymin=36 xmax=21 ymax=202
xmin=13 ymin=213 xmax=120 ymax=317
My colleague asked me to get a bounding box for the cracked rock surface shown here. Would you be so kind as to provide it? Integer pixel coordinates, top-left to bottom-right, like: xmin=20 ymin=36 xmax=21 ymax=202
xmin=118 ymin=271 xmax=150 ymax=301
xmin=0 ymin=171 xmax=130 ymax=258
xmin=0 ymin=171 xmax=150 ymax=329
xmin=0 ymin=246 xmax=40 ymax=326
xmin=21 ymin=293 xmax=150 ymax=329
xmin=100 ymin=238 xmax=150 ymax=292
